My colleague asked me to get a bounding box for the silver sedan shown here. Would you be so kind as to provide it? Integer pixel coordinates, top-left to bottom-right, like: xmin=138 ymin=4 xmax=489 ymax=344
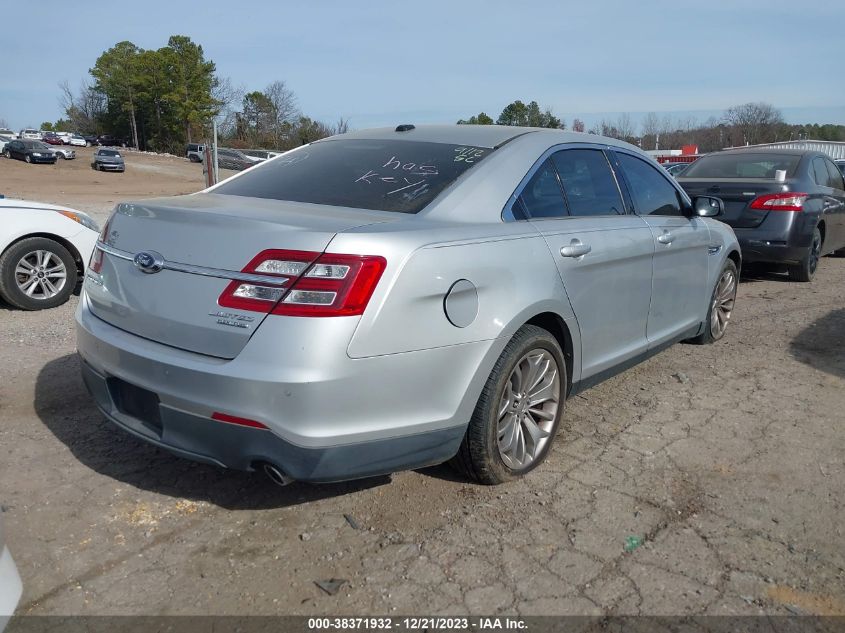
xmin=77 ymin=125 xmax=740 ymax=485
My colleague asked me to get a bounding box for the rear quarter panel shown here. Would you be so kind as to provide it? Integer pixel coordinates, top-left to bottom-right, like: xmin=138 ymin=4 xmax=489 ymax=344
xmin=335 ymin=223 xmax=579 ymax=363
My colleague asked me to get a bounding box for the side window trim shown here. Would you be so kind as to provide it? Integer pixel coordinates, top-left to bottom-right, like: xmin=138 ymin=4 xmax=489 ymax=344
xmin=611 ymin=148 xmax=692 ymax=214
xmin=501 ymin=142 xmax=629 ymax=222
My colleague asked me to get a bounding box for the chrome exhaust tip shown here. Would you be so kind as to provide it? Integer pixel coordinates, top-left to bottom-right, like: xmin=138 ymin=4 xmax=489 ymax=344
xmin=261 ymin=462 xmax=295 ymax=487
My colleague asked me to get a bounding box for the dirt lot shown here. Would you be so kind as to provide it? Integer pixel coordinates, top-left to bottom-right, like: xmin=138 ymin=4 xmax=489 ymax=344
xmin=1 ymin=149 xmax=844 ymax=617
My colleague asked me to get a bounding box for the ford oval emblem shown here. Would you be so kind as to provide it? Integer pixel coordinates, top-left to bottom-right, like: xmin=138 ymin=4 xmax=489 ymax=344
xmin=133 ymin=250 xmax=165 ymax=274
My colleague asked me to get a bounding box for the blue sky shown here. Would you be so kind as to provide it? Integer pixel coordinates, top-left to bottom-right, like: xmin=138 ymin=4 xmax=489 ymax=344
xmin=1 ymin=0 xmax=843 ymax=133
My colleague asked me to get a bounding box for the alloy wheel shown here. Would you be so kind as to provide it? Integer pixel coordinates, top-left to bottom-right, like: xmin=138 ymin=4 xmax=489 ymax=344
xmin=496 ymin=348 xmax=560 ymax=469
xmin=14 ymin=250 xmax=67 ymax=301
xmin=710 ymin=268 xmax=736 ymax=339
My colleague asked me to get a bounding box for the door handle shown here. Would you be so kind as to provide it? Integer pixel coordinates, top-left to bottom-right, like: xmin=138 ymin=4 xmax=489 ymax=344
xmin=657 ymin=231 xmax=675 ymax=245
xmin=560 ymin=239 xmax=592 ymax=258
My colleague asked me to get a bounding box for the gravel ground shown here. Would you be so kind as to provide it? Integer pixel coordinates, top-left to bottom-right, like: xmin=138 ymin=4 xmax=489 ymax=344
xmin=0 ymin=151 xmax=843 ymax=616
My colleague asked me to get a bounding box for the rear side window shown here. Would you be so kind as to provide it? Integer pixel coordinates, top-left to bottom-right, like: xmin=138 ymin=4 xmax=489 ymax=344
xmin=824 ymin=159 xmax=845 ymax=190
xmin=552 ymin=149 xmax=624 ymax=216
xmin=812 ymin=158 xmax=830 ymax=187
xmin=682 ymin=152 xmax=801 ymax=179
xmin=617 ymin=153 xmax=683 ymax=216
xmin=518 ymin=158 xmax=567 ymax=219
xmin=214 ymin=139 xmax=492 ymax=214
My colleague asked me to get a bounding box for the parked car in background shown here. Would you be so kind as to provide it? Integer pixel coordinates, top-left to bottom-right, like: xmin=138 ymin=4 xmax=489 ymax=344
xmin=3 ymin=139 xmax=57 ymax=164
xmin=186 ymin=143 xmax=205 ymax=162
xmin=50 ymin=146 xmax=76 ymax=160
xmin=0 ymin=512 xmax=22 ymax=630
xmin=0 ymin=136 xmax=12 ymax=153
xmin=95 ymin=134 xmax=126 ymax=147
xmin=216 ymin=147 xmax=255 ymax=171
xmin=678 ymin=149 xmax=845 ymax=281
xmin=91 ymin=148 xmax=125 ymax=172
xmin=42 ymin=132 xmax=64 ymax=145
xmin=82 ymin=134 xmax=98 ymax=147
xmin=55 ymin=131 xmax=72 ymax=144
xmin=0 ymin=197 xmax=99 ymax=309
xmin=0 ymin=129 xmax=16 ymax=140
xmin=68 ymin=134 xmax=86 ymax=147
xmin=835 ymin=159 xmax=845 ymax=176
xmin=663 ymin=162 xmax=690 ymax=178
xmin=19 ymin=129 xmax=40 ymax=140
xmin=77 ymin=125 xmax=740 ymax=487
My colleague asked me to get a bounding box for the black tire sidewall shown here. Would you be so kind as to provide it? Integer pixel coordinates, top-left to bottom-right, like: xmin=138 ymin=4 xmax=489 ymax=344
xmin=0 ymin=238 xmax=78 ymax=310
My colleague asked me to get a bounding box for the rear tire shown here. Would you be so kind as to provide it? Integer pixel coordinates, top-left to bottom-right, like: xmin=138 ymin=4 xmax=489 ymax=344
xmin=0 ymin=237 xmax=78 ymax=310
xmin=689 ymin=259 xmax=738 ymax=345
xmin=451 ymin=325 xmax=566 ymax=485
xmin=788 ymin=227 xmax=822 ymax=282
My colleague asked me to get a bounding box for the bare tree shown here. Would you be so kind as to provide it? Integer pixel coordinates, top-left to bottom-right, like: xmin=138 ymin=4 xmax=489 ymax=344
xmin=58 ymin=79 xmax=106 ymax=134
xmin=264 ymin=80 xmax=299 ymax=146
xmin=640 ymin=112 xmax=660 ymax=150
xmin=211 ymin=76 xmax=244 ymax=138
xmin=332 ymin=117 xmax=350 ymax=135
xmin=571 ymin=118 xmax=585 ymax=133
xmin=722 ymin=102 xmax=783 ymax=145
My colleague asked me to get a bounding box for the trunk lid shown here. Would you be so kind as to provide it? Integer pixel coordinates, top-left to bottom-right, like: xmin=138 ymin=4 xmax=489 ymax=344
xmin=678 ymin=178 xmax=790 ymax=228
xmin=86 ymin=193 xmax=396 ymax=358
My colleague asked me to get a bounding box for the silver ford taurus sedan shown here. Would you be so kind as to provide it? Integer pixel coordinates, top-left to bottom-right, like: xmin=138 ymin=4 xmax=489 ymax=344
xmin=76 ymin=125 xmax=740 ymax=485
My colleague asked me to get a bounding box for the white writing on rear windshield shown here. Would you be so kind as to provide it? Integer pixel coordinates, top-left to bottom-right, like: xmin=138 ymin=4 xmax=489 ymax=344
xmin=355 ymin=155 xmax=443 ymax=200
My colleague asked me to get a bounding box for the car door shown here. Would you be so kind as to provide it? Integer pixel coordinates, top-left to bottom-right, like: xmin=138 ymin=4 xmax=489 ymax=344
xmin=613 ymin=150 xmax=711 ymax=346
xmin=820 ymin=157 xmax=845 ymax=252
xmin=514 ymin=146 xmax=654 ymax=380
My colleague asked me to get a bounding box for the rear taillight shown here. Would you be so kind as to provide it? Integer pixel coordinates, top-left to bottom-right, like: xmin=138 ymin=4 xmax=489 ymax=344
xmin=749 ymin=192 xmax=808 ymax=212
xmin=88 ymin=215 xmax=114 ymax=274
xmin=217 ymin=250 xmax=386 ymax=317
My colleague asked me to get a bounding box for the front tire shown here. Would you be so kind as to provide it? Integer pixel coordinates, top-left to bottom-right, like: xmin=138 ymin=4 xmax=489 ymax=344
xmin=690 ymin=259 xmax=738 ymax=344
xmin=0 ymin=237 xmax=78 ymax=310
xmin=25 ymin=154 xmax=32 ymax=163
xmin=788 ymin=227 xmax=822 ymax=282
xmin=451 ymin=325 xmax=566 ymax=484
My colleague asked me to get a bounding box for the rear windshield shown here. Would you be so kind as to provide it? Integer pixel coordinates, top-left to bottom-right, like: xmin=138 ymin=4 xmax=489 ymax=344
xmin=214 ymin=139 xmax=492 ymax=214
xmin=682 ymin=153 xmax=801 ymax=179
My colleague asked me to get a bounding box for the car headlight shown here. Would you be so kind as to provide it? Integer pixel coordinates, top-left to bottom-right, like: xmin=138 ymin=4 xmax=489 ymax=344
xmin=57 ymin=210 xmax=100 ymax=232
xmin=32 ymin=152 xmax=41 ymax=157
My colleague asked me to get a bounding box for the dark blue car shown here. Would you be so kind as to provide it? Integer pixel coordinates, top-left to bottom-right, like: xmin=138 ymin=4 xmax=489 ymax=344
xmin=679 ymin=149 xmax=845 ymax=281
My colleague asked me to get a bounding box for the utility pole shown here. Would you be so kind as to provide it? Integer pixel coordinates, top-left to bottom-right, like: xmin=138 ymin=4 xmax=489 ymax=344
xmin=212 ymin=117 xmax=219 ymax=185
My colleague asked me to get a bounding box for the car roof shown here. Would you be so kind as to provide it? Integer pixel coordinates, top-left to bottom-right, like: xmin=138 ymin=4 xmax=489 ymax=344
xmin=327 ymin=124 xmax=634 ymax=150
xmin=716 ymin=148 xmax=816 ymax=157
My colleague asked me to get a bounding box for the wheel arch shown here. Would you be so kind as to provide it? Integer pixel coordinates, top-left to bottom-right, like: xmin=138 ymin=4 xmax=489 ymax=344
xmin=524 ymin=311 xmax=575 ymax=396
xmin=2 ymin=232 xmax=86 ymax=280
xmin=726 ymin=248 xmax=742 ymax=275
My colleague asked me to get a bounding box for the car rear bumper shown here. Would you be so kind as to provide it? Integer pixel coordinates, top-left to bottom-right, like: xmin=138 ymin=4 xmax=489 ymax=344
xmin=76 ymin=296 xmax=498 ymax=482
xmin=733 ymin=212 xmax=816 ymax=265
xmin=0 ymin=546 xmax=22 ymax=619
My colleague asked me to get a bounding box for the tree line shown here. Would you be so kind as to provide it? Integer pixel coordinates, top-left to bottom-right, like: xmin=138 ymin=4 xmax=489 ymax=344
xmin=457 ymin=100 xmax=845 ymax=152
xmin=53 ymin=35 xmax=348 ymax=154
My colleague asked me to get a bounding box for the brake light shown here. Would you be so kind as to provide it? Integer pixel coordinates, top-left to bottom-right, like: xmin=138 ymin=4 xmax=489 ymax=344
xmin=749 ymin=192 xmax=807 ymax=211
xmin=88 ymin=215 xmax=114 ymax=274
xmin=217 ymin=250 xmax=386 ymax=317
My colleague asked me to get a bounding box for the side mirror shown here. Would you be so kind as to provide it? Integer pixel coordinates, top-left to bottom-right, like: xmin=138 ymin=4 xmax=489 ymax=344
xmin=692 ymin=196 xmax=724 ymax=217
